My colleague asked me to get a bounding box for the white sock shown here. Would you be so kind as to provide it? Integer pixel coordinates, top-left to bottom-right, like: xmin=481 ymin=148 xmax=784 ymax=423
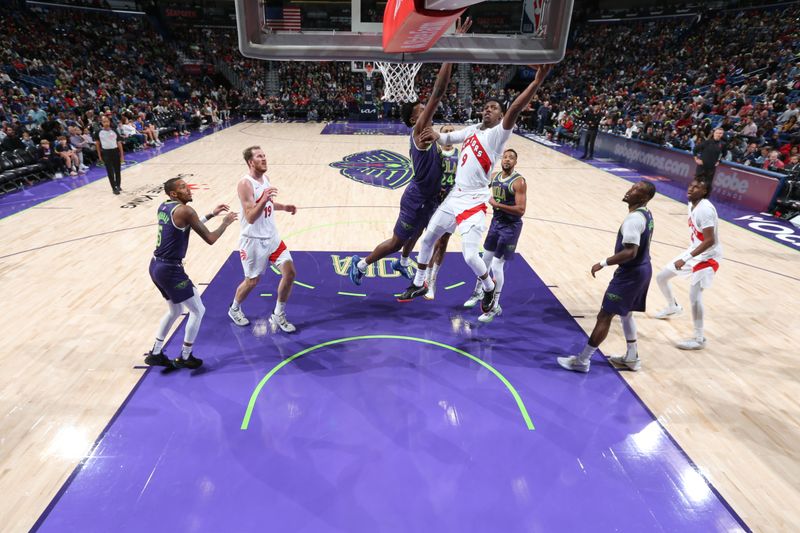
xmin=231 ymin=299 xmax=240 ymax=310
xmin=430 ymin=263 xmax=440 ymax=283
xmin=182 ymin=343 xmax=192 ymax=357
xmin=357 ymin=259 xmax=367 ymax=272
xmin=626 ymin=341 xmax=638 ymax=360
xmin=399 ymin=255 xmax=410 ymax=267
xmin=578 ymin=344 xmax=597 ymax=364
xmin=152 ymin=338 xmax=165 ymax=354
xmin=274 ymin=300 xmax=286 ymax=315
xmin=494 ymin=291 xmax=502 ymax=306
xmin=413 ymin=268 xmax=426 ymax=287
xmin=480 ymin=276 xmax=495 ymax=292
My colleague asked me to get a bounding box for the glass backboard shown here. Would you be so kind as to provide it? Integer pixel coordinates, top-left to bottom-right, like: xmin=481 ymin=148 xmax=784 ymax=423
xmin=235 ymin=0 xmax=573 ymax=64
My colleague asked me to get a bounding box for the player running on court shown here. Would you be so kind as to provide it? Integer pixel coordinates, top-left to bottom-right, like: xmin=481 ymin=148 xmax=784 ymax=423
xmin=397 ymin=64 xmax=552 ymax=318
xmin=228 ymin=146 xmax=298 ymax=333
xmin=145 ymin=177 xmax=237 ymax=369
xmin=557 ymin=181 xmax=657 ymax=373
xmin=653 ymin=178 xmax=722 ymax=350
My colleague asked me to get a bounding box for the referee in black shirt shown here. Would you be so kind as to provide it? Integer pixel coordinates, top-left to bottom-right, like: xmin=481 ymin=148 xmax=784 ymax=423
xmin=692 ymin=128 xmax=726 ymax=183
xmin=581 ymin=104 xmax=602 ymax=160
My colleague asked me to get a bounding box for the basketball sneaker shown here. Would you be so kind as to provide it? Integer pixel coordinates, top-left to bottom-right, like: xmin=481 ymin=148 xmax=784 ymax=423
xmin=391 ymin=258 xmax=413 ymax=280
xmin=228 ymin=305 xmax=250 ymax=326
xmin=424 ymin=280 xmax=436 ymax=300
xmin=556 ymin=355 xmax=591 ymax=373
xmin=144 ymin=351 xmax=173 ymax=367
xmin=349 ymin=255 xmax=365 ymax=286
xmin=478 ymin=304 xmax=502 ymax=323
xmin=397 ymin=282 xmax=427 ymax=302
xmin=480 ymin=286 xmax=496 ymax=313
xmin=174 ymin=354 xmax=203 ymax=369
xmin=270 ymin=312 xmax=297 ymax=333
xmin=609 ymin=354 xmax=641 ymax=371
xmin=463 ymin=282 xmax=483 ymax=308
xmin=676 ymin=337 xmax=706 ymax=350
xmin=654 ymin=304 xmax=683 ymax=319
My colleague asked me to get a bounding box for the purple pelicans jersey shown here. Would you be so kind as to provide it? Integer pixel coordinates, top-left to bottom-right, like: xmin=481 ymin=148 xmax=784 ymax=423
xmin=154 ymin=201 xmax=190 ymax=261
xmin=438 ymin=146 xmax=459 ymax=203
xmin=602 ymin=207 xmax=655 ymax=316
xmin=393 ymin=135 xmax=445 ymax=240
xmin=149 ymin=200 xmax=194 ymax=303
xmin=483 ymin=170 xmax=524 ymax=260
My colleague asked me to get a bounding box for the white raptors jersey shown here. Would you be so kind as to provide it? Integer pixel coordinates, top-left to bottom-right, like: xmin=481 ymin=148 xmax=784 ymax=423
xmin=688 ymin=198 xmax=722 ymax=261
xmin=455 ymin=123 xmax=513 ymax=190
xmin=239 ymin=174 xmax=277 ymax=240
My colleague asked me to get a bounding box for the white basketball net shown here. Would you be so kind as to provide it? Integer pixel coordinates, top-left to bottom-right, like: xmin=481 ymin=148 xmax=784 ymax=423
xmin=375 ymin=61 xmax=422 ymax=103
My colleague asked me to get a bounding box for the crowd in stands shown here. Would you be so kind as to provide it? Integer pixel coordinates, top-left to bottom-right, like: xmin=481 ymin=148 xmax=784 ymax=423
xmin=0 ymin=7 xmax=235 ymax=185
xmin=508 ymin=4 xmax=800 ymax=177
xmin=3 ymin=1 xmax=800 ymax=197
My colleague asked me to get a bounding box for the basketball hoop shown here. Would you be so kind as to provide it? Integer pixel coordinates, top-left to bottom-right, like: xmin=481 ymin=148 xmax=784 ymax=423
xmin=375 ymin=61 xmax=422 ymax=103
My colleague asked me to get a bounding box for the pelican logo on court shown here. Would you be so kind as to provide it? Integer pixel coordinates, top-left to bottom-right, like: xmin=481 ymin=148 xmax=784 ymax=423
xmin=330 ymin=150 xmax=413 ymax=190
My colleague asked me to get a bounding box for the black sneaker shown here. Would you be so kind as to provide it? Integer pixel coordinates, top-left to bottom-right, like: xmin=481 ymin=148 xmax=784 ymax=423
xmin=480 ymin=286 xmax=496 ymax=313
xmin=397 ymin=283 xmax=427 ymax=302
xmin=144 ymin=351 xmax=173 ymax=367
xmin=174 ymin=354 xmax=203 ymax=369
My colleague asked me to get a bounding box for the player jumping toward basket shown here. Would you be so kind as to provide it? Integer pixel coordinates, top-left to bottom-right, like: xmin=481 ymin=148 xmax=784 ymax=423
xmin=396 ymin=64 xmax=552 ymax=320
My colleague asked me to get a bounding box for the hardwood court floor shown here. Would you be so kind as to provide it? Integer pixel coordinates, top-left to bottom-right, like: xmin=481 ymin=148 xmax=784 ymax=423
xmin=0 ymin=122 xmax=798 ymax=532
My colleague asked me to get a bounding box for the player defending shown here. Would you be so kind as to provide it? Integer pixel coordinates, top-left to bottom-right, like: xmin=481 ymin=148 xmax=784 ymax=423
xmin=145 ymin=177 xmax=237 ymax=369
xmin=397 ymin=64 xmax=553 ymax=317
xmin=653 ymin=178 xmax=722 ymax=350
xmin=424 ymin=124 xmax=460 ymax=300
xmin=462 ymin=148 xmax=526 ymax=323
xmin=349 ymin=18 xmax=471 ymax=289
xmin=228 ymin=146 xmax=298 ymax=332
xmin=557 ymin=181 xmax=656 ymax=373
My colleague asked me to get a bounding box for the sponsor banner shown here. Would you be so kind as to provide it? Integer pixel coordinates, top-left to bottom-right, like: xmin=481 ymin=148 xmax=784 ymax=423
xmin=593 ymin=132 xmax=783 ymax=212
xmin=730 ymin=213 xmax=800 ymax=250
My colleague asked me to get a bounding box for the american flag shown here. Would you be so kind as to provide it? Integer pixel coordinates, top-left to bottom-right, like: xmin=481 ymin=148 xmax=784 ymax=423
xmin=265 ymin=7 xmax=301 ymax=32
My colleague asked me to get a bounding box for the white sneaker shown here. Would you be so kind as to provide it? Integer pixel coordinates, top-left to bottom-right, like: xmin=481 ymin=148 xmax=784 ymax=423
xmin=424 ymin=282 xmax=436 ymax=300
xmin=478 ymin=304 xmax=502 ymax=323
xmin=557 ymin=355 xmax=591 ymax=373
xmin=676 ymin=337 xmax=706 ymax=350
xmin=654 ymin=304 xmax=683 ymax=319
xmin=270 ymin=312 xmax=296 ymax=333
xmin=609 ymin=355 xmax=641 ymax=371
xmin=228 ymin=306 xmax=250 ymax=326
xmin=463 ymin=288 xmax=483 ymax=308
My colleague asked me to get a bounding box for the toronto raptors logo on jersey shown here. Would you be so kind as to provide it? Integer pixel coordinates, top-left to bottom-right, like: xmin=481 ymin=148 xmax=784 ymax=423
xmin=688 ymin=215 xmax=704 ymax=242
xmin=462 ymin=134 xmax=492 ymax=174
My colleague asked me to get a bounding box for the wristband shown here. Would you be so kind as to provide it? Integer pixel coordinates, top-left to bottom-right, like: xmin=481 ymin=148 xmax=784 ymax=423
xmin=681 ymin=252 xmax=693 ymax=262
xmin=200 ymin=214 xmax=211 ymax=223
xmin=600 ymin=259 xmax=608 ymax=267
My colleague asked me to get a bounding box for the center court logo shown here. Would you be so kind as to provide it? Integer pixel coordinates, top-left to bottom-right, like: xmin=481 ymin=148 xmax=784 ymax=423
xmin=330 ymin=150 xmax=413 ymax=190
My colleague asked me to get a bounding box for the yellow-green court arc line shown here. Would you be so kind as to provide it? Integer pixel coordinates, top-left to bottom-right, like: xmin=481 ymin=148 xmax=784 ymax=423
xmin=338 ymin=291 xmax=367 ymax=297
xmin=240 ymin=334 xmax=535 ymax=431
xmin=445 ymin=281 xmax=465 ymax=290
xmin=294 ymin=281 xmax=315 ymax=289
